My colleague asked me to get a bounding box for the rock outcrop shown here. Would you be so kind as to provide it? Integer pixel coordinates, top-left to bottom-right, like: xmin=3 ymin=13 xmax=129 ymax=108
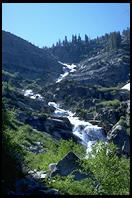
xmin=107 ymin=122 xmax=130 ymax=156
xmin=26 ymin=116 xmax=79 ymax=142
xmin=49 ymin=152 xmax=90 ymax=181
xmin=7 ymin=176 xmax=59 ymax=195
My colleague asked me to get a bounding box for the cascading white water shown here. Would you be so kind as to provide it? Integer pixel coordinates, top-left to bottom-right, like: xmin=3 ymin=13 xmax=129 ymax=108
xmin=56 ymin=61 xmax=76 ymax=83
xmin=23 ymin=60 xmax=106 ymax=156
xmin=48 ymin=102 xmax=106 ymax=156
xmin=22 ymin=89 xmax=43 ymax=100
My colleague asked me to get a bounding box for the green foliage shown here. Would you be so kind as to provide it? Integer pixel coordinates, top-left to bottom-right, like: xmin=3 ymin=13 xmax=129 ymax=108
xmin=24 ymin=138 xmax=85 ymax=171
xmin=39 ymin=112 xmax=49 ymax=118
xmin=48 ymin=175 xmax=95 ymax=195
xmin=96 ymin=99 xmax=120 ymax=109
xmin=109 ymin=31 xmax=121 ymax=50
xmin=2 ymin=106 xmax=25 ymax=189
xmin=2 ymin=70 xmax=17 ymax=78
xmin=126 ymin=128 xmax=130 ymax=136
xmin=64 ymin=95 xmax=75 ymax=105
xmin=74 ymin=106 xmax=88 ymax=117
xmin=98 ymin=86 xmax=118 ymax=92
xmin=48 ymin=141 xmax=130 ymax=195
xmin=118 ymin=117 xmax=127 ymax=127
xmin=2 ymin=81 xmax=16 ymax=92
xmin=80 ymin=141 xmax=130 ymax=195
xmin=88 ymin=106 xmax=96 ymax=113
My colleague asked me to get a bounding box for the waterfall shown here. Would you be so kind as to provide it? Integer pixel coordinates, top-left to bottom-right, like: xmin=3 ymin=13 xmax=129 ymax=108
xmin=48 ymin=102 xmax=106 ymax=156
xmin=56 ymin=61 xmax=76 ymax=83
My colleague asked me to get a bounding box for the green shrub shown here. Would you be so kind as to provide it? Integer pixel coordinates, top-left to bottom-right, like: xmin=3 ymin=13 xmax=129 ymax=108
xmin=96 ymin=99 xmax=120 ymax=109
xmin=48 ymin=175 xmax=95 ymax=195
xmin=79 ymin=141 xmax=130 ymax=195
xmin=24 ymin=138 xmax=85 ymax=171
xmin=126 ymin=128 xmax=130 ymax=136
xmin=118 ymin=117 xmax=127 ymax=127
xmin=98 ymin=86 xmax=118 ymax=92
xmin=48 ymin=141 xmax=130 ymax=195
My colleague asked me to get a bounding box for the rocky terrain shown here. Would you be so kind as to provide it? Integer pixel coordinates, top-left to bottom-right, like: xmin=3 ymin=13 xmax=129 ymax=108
xmin=2 ymin=29 xmax=130 ymax=195
xmin=2 ymin=30 xmax=63 ymax=85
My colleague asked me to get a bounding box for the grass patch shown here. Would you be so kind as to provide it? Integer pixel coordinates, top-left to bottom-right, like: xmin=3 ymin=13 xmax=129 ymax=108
xmin=24 ymin=138 xmax=85 ymax=171
xmin=98 ymin=86 xmax=119 ymax=92
xmin=126 ymin=128 xmax=130 ymax=136
xmin=2 ymin=70 xmax=17 ymax=78
xmin=96 ymin=99 xmax=120 ymax=109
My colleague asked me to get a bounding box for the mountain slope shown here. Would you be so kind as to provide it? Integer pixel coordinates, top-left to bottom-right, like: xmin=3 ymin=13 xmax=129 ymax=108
xmin=67 ymin=49 xmax=130 ymax=87
xmin=2 ymin=30 xmax=63 ymax=84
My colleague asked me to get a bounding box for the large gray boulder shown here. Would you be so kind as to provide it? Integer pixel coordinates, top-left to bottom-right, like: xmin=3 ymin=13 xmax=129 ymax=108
xmin=49 ymin=152 xmax=90 ymax=181
xmin=107 ymin=123 xmax=130 ymax=156
xmin=26 ymin=116 xmax=79 ymax=142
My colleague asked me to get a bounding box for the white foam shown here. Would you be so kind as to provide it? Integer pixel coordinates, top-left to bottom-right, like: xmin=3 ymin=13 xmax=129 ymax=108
xmin=121 ymin=83 xmax=130 ymax=91
xmin=23 ymin=89 xmax=43 ymax=100
xmin=56 ymin=61 xmax=76 ymax=83
xmin=48 ymin=101 xmax=106 ymax=155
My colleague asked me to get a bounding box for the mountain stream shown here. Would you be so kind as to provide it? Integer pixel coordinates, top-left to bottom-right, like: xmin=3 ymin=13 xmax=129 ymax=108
xmin=23 ymin=62 xmax=106 ymax=157
xmin=48 ymin=102 xmax=106 ymax=156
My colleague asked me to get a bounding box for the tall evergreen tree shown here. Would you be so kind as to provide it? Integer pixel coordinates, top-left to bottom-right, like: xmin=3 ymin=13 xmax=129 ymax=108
xmin=85 ymin=34 xmax=89 ymax=43
xmin=78 ymin=34 xmax=81 ymax=43
xmin=109 ymin=31 xmax=121 ymax=50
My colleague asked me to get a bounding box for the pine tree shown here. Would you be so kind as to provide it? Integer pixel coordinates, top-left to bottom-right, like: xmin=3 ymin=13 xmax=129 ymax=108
xmin=109 ymin=31 xmax=121 ymax=50
xmin=78 ymin=34 xmax=81 ymax=43
xmin=85 ymin=34 xmax=89 ymax=43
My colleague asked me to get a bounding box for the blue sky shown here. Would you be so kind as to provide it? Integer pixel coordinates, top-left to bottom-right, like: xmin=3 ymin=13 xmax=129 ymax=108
xmin=2 ymin=3 xmax=130 ymax=48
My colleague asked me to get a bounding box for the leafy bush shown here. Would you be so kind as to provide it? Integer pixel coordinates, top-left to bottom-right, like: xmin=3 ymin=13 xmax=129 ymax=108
xmin=79 ymin=141 xmax=130 ymax=195
xmin=48 ymin=141 xmax=130 ymax=195
xmin=48 ymin=175 xmax=95 ymax=195
xmin=24 ymin=138 xmax=85 ymax=171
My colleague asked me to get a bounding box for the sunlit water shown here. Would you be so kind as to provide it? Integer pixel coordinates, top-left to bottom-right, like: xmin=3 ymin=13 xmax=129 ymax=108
xmin=56 ymin=61 xmax=76 ymax=83
xmin=48 ymin=102 xmax=106 ymax=156
xmin=23 ymin=89 xmax=43 ymax=100
xmin=121 ymin=82 xmax=130 ymax=91
xmin=22 ymin=60 xmax=106 ymax=157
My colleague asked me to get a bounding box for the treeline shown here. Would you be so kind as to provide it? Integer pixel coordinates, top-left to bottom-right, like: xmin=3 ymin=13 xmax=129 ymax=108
xmin=43 ymin=28 xmax=129 ymax=63
xmin=45 ymin=27 xmax=130 ymax=50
